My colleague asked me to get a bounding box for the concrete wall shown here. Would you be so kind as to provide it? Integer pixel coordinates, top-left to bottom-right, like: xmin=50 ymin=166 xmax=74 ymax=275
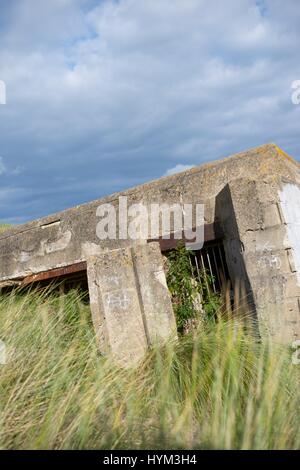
xmin=1 ymin=144 xmax=299 ymax=282
xmin=217 ymin=176 xmax=300 ymax=342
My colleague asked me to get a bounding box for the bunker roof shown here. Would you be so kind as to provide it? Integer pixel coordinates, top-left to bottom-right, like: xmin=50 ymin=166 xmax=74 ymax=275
xmin=1 ymin=142 xmax=299 ymax=241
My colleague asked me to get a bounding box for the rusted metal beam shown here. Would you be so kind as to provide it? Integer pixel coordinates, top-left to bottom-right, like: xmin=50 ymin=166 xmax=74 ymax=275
xmin=22 ymin=261 xmax=87 ymax=285
xmin=148 ymin=222 xmax=223 ymax=252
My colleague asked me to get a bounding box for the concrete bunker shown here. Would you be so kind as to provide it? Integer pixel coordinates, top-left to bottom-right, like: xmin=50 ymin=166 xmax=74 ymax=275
xmin=1 ymin=144 xmax=300 ymax=365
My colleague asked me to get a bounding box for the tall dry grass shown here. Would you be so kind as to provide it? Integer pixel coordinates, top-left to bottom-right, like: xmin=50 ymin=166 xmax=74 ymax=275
xmin=0 ymin=224 xmax=10 ymax=234
xmin=0 ymin=288 xmax=299 ymax=449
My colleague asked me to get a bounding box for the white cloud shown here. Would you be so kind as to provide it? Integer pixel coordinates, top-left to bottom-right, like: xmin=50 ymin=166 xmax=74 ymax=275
xmin=164 ymin=164 xmax=195 ymax=176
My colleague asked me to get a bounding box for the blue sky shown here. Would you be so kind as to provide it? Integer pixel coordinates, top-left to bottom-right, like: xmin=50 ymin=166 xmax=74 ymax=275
xmin=0 ymin=0 xmax=300 ymax=224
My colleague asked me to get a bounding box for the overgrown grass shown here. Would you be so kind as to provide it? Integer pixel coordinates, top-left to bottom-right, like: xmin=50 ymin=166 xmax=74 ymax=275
xmin=0 ymin=224 xmax=10 ymax=234
xmin=0 ymin=288 xmax=299 ymax=449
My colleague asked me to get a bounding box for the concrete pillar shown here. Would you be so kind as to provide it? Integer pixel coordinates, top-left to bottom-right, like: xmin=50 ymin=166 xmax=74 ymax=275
xmin=216 ymin=177 xmax=300 ymax=343
xmin=87 ymin=242 xmax=176 ymax=367
xmin=131 ymin=242 xmax=177 ymax=345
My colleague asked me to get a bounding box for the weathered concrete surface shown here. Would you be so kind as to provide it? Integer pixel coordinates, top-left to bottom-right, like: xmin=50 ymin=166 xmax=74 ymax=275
xmin=1 ymin=143 xmax=299 ymax=282
xmin=217 ymin=176 xmax=300 ymax=342
xmin=131 ymin=242 xmax=177 ymax=345
xmin=87 ymin=243 xmax=176 ymax=366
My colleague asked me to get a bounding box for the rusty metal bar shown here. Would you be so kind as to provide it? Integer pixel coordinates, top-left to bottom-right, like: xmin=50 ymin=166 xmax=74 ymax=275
xmin=211 ymin=246 xmax=221 ymax=289
xmin=194 ymin=253 xmax=204 ymax=298
xmin=199 ymin=250 xmax=210 ymax=294
xmin=22 ymin=261 xmax=87 ymax=285
xmin=218 ymin=245 xmax=226 ymax=282
xmin=206 ymin=250 xmax=216 ymax=293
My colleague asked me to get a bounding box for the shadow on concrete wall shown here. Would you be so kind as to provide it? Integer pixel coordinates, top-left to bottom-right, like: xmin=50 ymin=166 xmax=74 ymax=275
xmin=215 ymin=184 xmax=259 ymax=334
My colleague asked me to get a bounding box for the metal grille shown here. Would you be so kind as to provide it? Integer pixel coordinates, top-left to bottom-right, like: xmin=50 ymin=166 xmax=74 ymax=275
xmin=189 ymin=242 xmax=230 ymax=294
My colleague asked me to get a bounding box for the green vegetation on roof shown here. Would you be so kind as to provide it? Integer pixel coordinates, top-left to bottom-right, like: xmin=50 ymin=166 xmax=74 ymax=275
xmin=0 ymin=224 xmax=11 ymax=234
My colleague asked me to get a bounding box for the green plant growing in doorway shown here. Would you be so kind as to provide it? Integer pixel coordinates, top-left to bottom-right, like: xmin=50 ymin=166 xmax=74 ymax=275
xmin=166 ymin=244 xmax=221 ymax=332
